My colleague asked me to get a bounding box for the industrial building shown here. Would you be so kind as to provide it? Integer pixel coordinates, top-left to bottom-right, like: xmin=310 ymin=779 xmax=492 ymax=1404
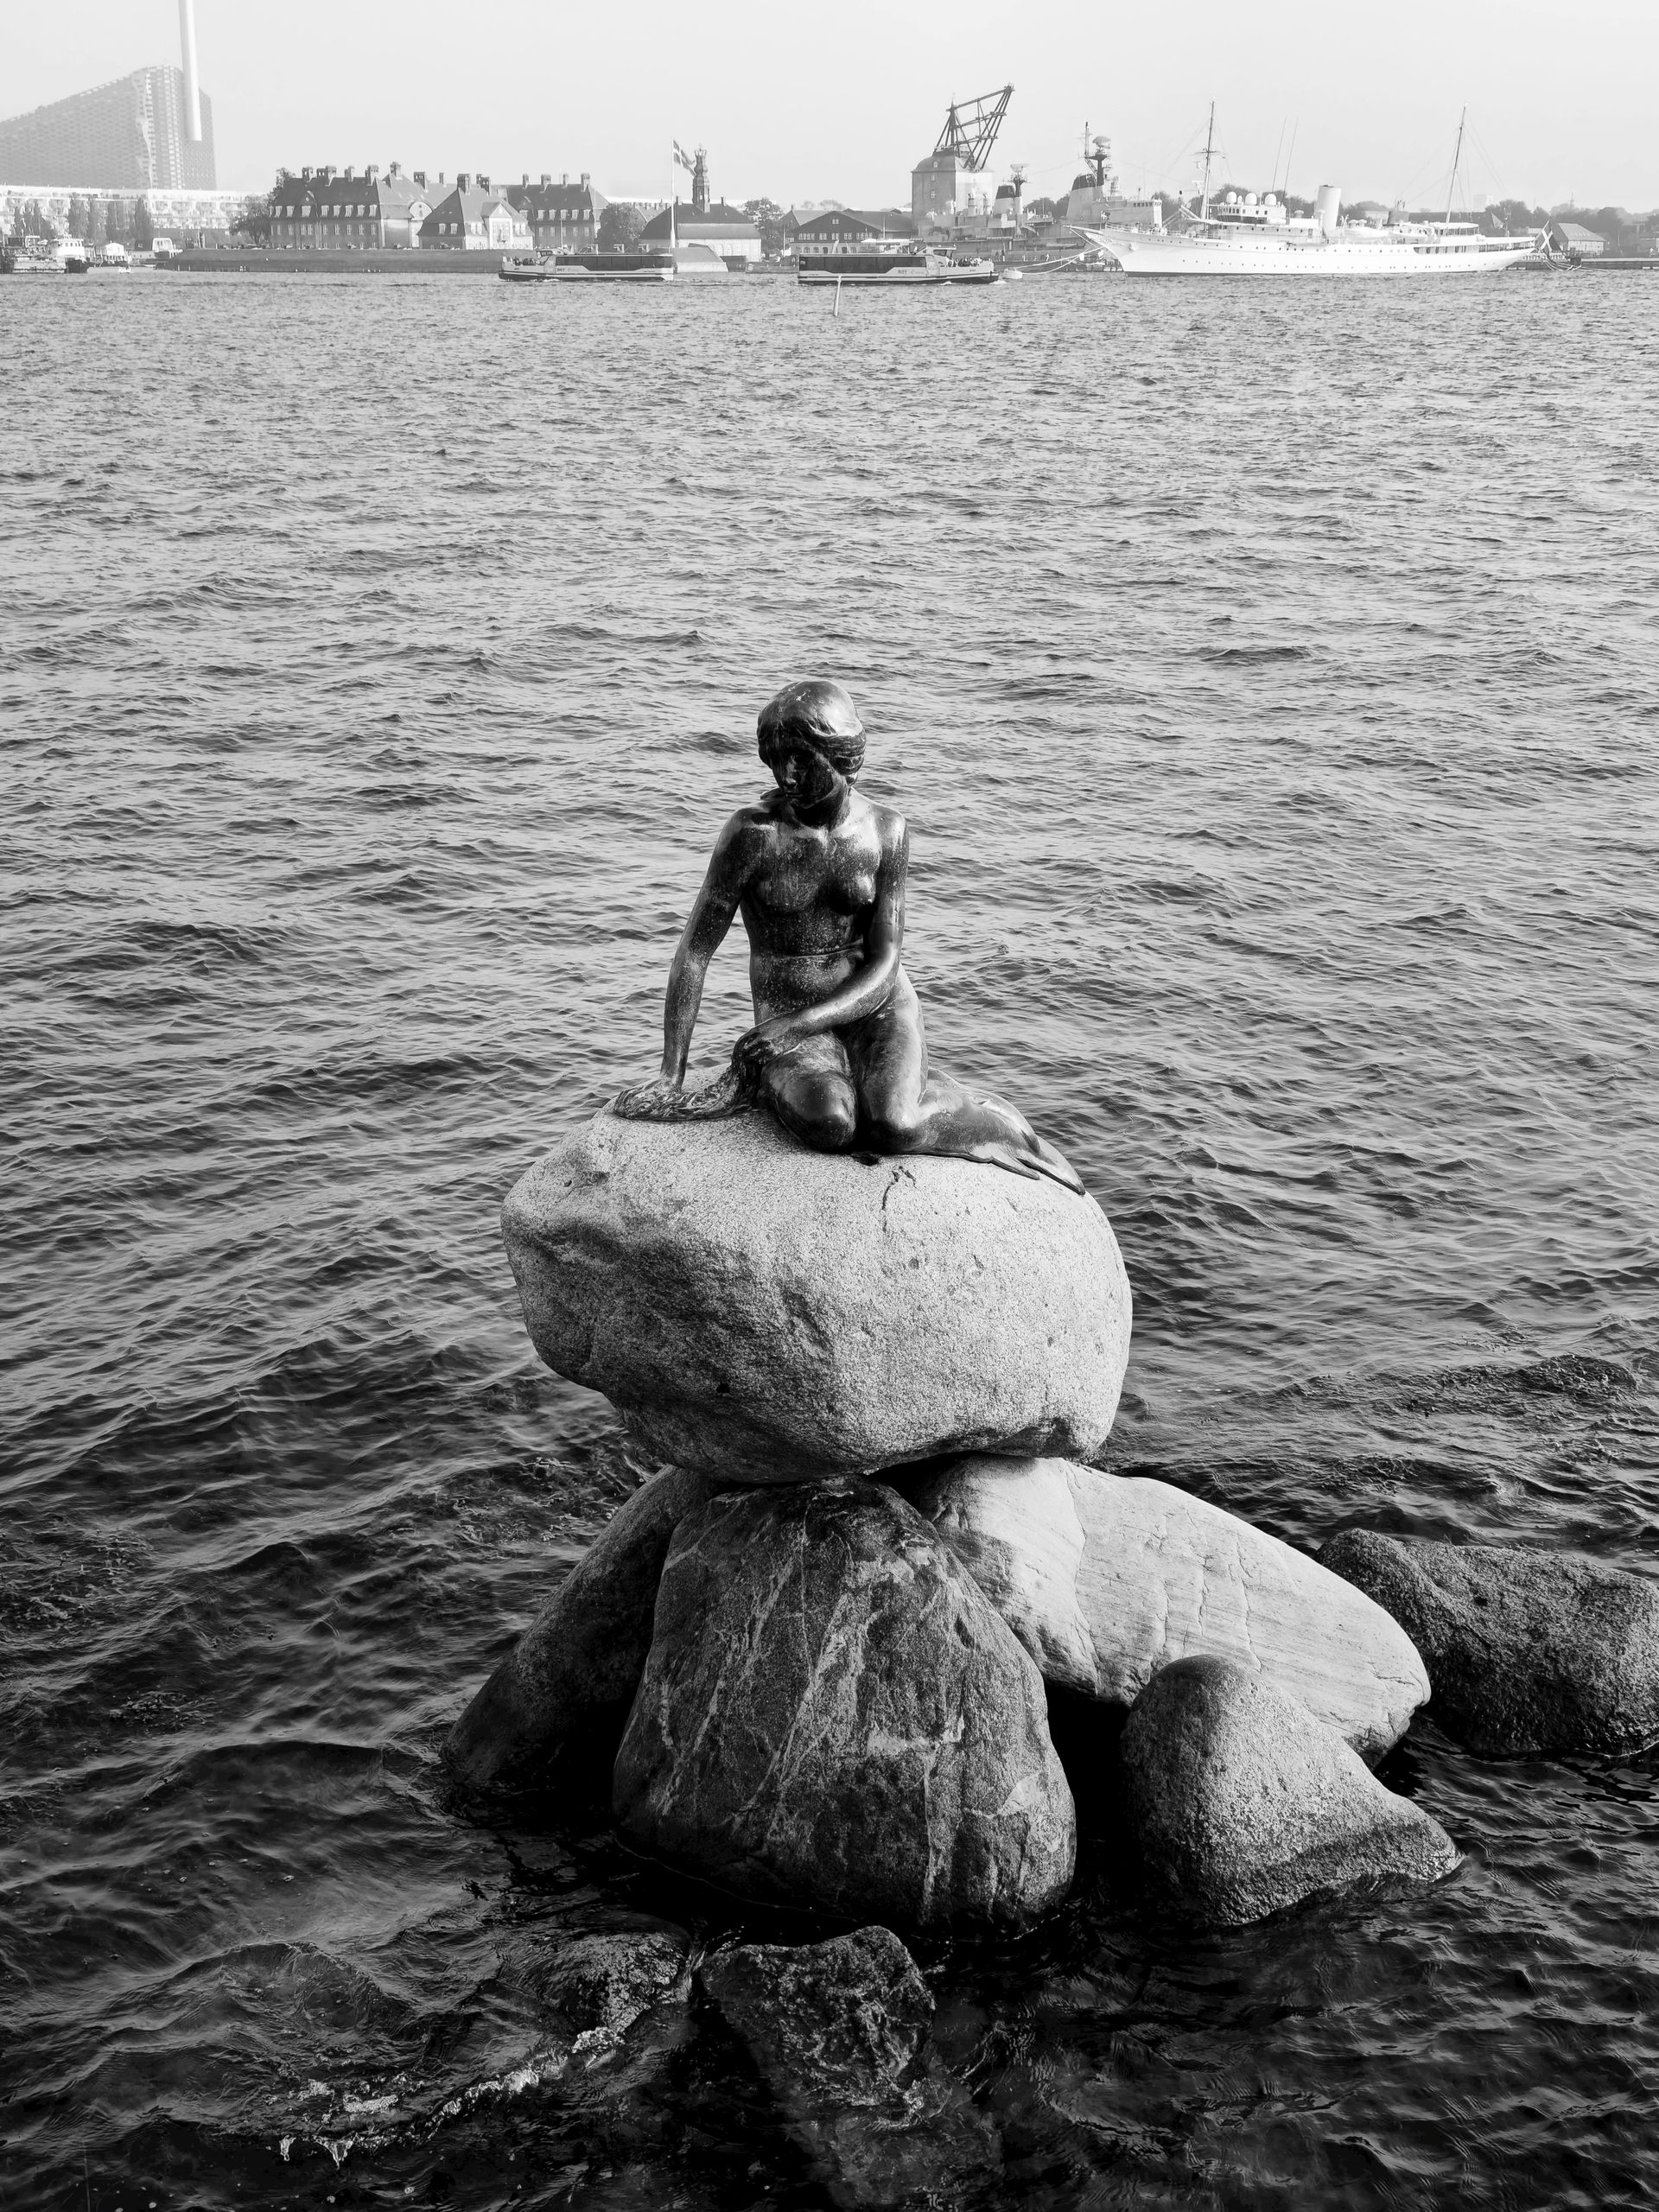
xmin=911 ymin=88 xmax=1010 ymax=235
xmin=0 ymin=65 xmax=214 ymax=191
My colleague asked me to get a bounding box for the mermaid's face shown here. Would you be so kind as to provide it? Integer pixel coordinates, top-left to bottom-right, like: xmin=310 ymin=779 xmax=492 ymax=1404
xmin=761 ymin=728 xmax=845 ymax=818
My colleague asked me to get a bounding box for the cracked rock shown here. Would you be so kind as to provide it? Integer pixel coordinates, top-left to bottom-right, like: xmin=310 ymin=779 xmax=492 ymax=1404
xmin=613 ymin=1481 xmax=1077 ymax=1929
xmin=1122 ymin=1656 xmax=1459 ymax=1926
xmin=500 ymin=1109 xmax=1131 ymax=1483
xmin=699 ymin=1926 xmax=998 ymax=2207
xmin=1319 ymin=1530 xmax=1659 ymax=1757
xmin=910 ymin=1456 xmax=1428 ymax=1760
xmin=447 ymin=1465 xmax=715 ymax=1791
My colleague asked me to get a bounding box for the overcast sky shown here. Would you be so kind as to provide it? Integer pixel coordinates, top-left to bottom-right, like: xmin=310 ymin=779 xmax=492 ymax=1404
xmin=10 ymin=0 xmax=1656 ymax=210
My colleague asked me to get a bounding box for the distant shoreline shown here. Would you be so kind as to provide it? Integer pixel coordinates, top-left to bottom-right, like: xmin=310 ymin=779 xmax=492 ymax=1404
xmin=154 ymin=246 xmax=790 ymax=277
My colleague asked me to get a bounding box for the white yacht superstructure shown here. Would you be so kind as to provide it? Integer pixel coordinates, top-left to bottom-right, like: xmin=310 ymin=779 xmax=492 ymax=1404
xmin=1087 ymin=189 xmax=1540 ymax=276
xmin=1087 ymin=108 xmax=1542 ymax=276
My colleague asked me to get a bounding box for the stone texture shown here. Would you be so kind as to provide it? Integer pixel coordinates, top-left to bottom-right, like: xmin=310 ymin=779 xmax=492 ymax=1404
xmin=699 ymin=1928 xmax=933 ymax=2110
xmin=613 ymin=1481 xmax=1077 ymax=1930
xmin=446 ymin=1465 xmax=714 ymax=1790
xmin=1319 ymin=1530 xmax=1659 ymax=1757
xmin=502 ymin=1109 xmax=1131 ymax=1483
xmin=1121 ymin=1656 xmax=1459 ymax=1927
xmin=910 ymin=1456 xmax=1429 ymax=1762
xmin=700 ymin=1928 xmax=998 ymax=2209
xmin=533 ymin=1929 xmax=690 ymax=2034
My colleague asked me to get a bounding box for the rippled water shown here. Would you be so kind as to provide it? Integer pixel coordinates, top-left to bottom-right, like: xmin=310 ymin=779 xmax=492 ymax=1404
xmin=5 ymin=269 xmax=1659 ymax=2209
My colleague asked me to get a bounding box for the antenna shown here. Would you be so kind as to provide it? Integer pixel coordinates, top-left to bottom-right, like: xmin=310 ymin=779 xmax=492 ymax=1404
xmin=1446 ymin=105 xmax=1466 ymax=225
xmin=1282 ymin=117 xmax=1298 ymax=202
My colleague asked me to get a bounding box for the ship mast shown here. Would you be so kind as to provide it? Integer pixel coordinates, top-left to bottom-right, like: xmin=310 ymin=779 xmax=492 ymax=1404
xmin=1445 ymin=106 xmax=1466 ymax=226
xmin=1199 ymin=102 xmax=1216 ymax=221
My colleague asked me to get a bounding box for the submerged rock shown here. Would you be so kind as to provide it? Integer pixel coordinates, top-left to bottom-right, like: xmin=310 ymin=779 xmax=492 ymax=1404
xmin=910 ymin=1456 xmax=1428 ymax=1762
xmin=1319 ymin=1530 xmax=1659 ymax=1757
xmin=699 ymin=1927 xmax=932 ymax=2110
xmin=1121 ymin=1656 xmax=1459 ymax=1927
xmin=613 ymin=1481 xmax=1076 ymax=1930
xmin=700 ymin=1927 xmax=997 ymax=2208
xmin=533 ymin=1929 xmax=690 ymax=2034
xmin=446 ymin=1465 xmax=714 ymax=1791
xmin=501 ymin=1109 xmax=1131 ymax=1483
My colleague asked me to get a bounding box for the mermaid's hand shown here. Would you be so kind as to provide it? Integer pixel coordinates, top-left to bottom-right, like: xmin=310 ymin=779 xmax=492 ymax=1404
xmin=612 ymin=1072 xmax=684 ymax=1118
xmin=731 ymin=1017 xmax=802 ymax=1075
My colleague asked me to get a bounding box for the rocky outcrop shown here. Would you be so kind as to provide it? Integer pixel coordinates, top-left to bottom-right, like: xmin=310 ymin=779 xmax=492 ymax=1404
xmin=1121 ymin=1656 xmax=1459 ymax=1926
xmin=1319 ymin=1530 xmax=1659 ymax=1757
xmin=502 ymin=1110 xmax=1130 ymax=1483
xmin=613 ymin=1481 xmax=1077 ymax=1930
xmin=531 ymin=1929 xmax=690 ymax=2035
xmin=700 ymin=1927 xmax=997 ymax=2208
xmin=909 ymin=1456 xmax=1427 ymax=1762
xmin=446 ymin=1465 xmax=714 ymax=1791
xmin=700 ymin=1928 xmax=933 ymax=2111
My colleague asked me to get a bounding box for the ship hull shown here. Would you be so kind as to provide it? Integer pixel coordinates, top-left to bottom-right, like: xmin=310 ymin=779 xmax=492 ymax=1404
xmin=797 ymin=264 xmax=997 ymax=286
xmin=1088 ymin=230 xmax=1538 ymax=276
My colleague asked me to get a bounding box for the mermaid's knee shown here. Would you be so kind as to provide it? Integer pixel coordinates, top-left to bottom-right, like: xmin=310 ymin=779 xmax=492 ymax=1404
xmin=771 ymin=1072 xmax=856 ymax=1152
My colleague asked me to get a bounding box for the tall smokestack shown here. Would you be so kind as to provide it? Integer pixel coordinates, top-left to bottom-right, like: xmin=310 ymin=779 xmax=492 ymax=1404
xmin=179 ymin=0 xmax=202 ymax=142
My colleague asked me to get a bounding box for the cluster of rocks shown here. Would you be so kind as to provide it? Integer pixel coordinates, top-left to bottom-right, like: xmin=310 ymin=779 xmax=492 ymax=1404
xmin=449 ymin=1109 xmax=1659 ymax=1938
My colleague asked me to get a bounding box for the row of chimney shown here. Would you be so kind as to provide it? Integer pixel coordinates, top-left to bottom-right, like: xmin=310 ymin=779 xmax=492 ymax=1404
xmin=291 ymin=164 xmax=594 ymax=194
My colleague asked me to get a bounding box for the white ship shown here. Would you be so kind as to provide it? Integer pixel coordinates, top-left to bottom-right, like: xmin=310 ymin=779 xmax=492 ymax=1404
xmin=1088 ymin=109 xmax=1543 ymax=276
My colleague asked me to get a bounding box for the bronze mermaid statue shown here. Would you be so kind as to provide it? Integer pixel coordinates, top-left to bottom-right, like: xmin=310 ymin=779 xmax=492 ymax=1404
xmin=615 ymin=678 xmax=1083 ymax=1192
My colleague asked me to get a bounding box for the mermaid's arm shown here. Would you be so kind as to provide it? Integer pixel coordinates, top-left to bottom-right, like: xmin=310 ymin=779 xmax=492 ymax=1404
xmin=660 ymin=817 xmax=753 ymax=1084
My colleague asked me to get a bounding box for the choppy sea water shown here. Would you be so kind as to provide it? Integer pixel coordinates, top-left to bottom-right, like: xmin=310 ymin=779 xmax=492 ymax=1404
xmin=5 ymin=267 xmax=1659 ymax=2210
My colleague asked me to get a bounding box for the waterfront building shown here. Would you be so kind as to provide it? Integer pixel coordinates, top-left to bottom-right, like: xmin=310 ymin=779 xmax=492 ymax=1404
xmin=787 ymin=207 xmax=917 ymax=251
xmin=0 ymin=181 xmax=244 ymax=243
xmin=0 ymin=67 xmax=214 ymax=191
xmin=505 ymin=173 xmax=607 ymax=251
xmin=1551 ymin=220 xmax=1605 ymax=257
xmin=639 ymin=199 xmax=762 ymax=264
xmin=418 ymin=175 xmax=532 ymax=251
xmin=268 ymin=164 xmax=432 ymax=250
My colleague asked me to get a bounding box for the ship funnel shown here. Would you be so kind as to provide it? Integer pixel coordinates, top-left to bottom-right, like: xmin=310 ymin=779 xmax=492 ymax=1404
xmin=1314 ymin=183 xmax=1340 ymax=238
xmin=178 ymin=0 xmax=202 ymax=141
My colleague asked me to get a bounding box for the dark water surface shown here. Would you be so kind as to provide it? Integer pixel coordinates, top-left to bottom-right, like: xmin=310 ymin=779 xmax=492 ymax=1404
xmin=5 ymin=270 xmax=1659 ymax=2209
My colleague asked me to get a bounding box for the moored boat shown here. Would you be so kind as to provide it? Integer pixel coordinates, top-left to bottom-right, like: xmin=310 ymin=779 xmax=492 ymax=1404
xmin=1089 ymin=108 xmax=1543 ymax=276
xmin=499 ymin=240 xmax=729 ymax=283
xmin=797 ymin=238 xmax=997 ymax=286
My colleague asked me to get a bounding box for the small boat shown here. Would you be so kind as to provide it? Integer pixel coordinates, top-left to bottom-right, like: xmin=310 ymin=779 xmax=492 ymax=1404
xmin=500 ymin=239 xmax=729 ymax=283
xmin=797 ymin=238 xmax=997 ymax=286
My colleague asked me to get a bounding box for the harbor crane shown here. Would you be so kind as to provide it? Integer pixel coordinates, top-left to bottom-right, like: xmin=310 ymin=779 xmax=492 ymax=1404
xmin=932 ymin=86 xmax=1014 ymax=172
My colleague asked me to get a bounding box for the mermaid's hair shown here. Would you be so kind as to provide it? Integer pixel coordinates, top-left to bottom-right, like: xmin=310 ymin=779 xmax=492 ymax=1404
xmin=757 ymin=678 xmax=866 ymax=779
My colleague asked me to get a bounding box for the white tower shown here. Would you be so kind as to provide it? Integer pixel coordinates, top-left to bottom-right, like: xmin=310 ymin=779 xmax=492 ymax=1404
xmin=179 ymin=0 xmax=202 ymax=141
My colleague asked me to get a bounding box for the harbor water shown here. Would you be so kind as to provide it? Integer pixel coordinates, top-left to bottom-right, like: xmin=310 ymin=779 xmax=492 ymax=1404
xmin=4 ymin=270 xmax=1658 ymax=2209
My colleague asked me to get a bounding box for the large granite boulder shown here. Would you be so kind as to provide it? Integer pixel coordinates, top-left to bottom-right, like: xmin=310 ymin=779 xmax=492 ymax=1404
xmin=1121 ymin=1656 xmax=1459 ymax=1927
xmin=502 ymin=1110 xmax=1131 ymax=1483
xmin=613 ymin=1481 xmax=1077 ymax=1930
xmin=1319 ymin=1530 xmax=1659 ymax=1757
xmin=910 ymin=1456 xmax=1428 ymax=1762
xmin=700 ymin=1927 xmax=996 ymax=2207
xmin=446 ymin=1465 xmax=714 ymax=1791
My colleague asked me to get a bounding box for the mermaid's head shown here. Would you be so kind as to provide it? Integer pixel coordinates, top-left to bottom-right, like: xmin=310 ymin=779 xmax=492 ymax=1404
xmin=757 ymin=679 xmax=866 ymax=783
